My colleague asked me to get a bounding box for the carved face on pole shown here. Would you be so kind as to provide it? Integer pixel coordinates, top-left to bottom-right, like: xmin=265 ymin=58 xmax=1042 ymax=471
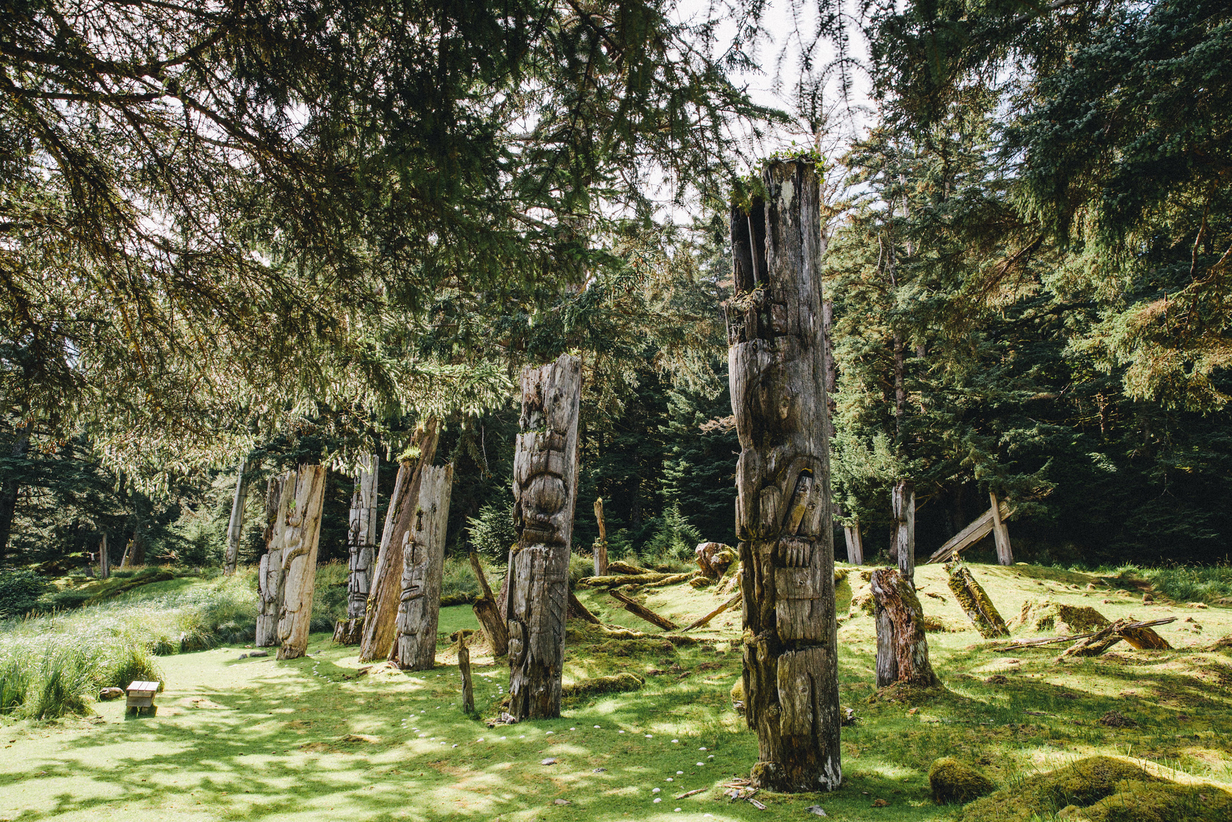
xmin=397 ymin=531 xmax=429 ymax=636
xmin=514 ymin=427 xmax=571 ymax=547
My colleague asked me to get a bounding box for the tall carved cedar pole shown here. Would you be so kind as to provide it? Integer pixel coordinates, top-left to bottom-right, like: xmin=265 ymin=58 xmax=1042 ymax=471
xmin=347 ymin=454 xmax=380 ymax=618
xmin=256 ymin=474 xmax=288 ymax=647
xmin=726 ymin=160 xmax=841 ymax=792
xmin=224 ymin=459 xmax=249 ymax=575
xmin=358 ymin=420 xmax=440 ymax=662
xmin=390 ymin=464 xmax=454 ymax=670
xmin=275 ymin=465 xmax=327 ymax=660
xmin=507 ymin=354 xmax=581 ymax=721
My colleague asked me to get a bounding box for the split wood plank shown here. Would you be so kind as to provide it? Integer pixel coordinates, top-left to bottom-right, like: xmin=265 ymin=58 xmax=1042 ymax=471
xmin=926 ymin=499 xmax=1017 ymax=564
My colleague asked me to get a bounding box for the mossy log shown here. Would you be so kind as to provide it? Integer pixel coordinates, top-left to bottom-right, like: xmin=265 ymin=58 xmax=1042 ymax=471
xmin=333 ymin=617 xmax=363 ymax=645
xmin=609 ymin=589 xmax=678 ymax=630
xmin=1061 ymin=617 xmax=1172 ymax=657
xmin=567 ymin=590 xmax=601 ymax=624
xmin=580 ymin=572 xmax=689 ymax=588
xmin=946 ymin=564 xmax=1009 ymax=638
xmin=605 ymin=560 xmax=650 ymax=575
xmin=928 ymin=757 xmax=996 ymax=804
xmin=561 ymin=672 xmax=644 ymax=699
xmin=870 ymin=568 xmax=939 ymax=687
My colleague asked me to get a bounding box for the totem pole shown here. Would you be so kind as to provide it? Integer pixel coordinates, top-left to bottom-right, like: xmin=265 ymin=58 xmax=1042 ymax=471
xmin=390 ymin=464 xmax=454 ymax=670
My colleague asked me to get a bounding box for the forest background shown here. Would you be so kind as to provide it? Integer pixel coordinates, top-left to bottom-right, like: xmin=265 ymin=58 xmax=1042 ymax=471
xmin=1 ymin=0 xmax=1230 ymax=592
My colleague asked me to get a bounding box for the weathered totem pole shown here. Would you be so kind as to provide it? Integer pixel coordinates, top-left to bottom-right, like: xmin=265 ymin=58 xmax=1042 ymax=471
xmin=274 ymin=465 xmax=327 ymax=660
xmin=334 ymin=454 xmax=380 ymax=644
xmin=358 ymin=420 xmax=440 ymax=663
xmin=256 ymin=474 xmax=287 ymax=647
xmin=390 ymin=464 xmax=454 ymax=670
xmin=726 ymin=159 xmax=841 ymax=792
xmin=506 ymin=354 xmax=581 ymax=721
xmin=224 ymin=459 xmax=251 ymax=575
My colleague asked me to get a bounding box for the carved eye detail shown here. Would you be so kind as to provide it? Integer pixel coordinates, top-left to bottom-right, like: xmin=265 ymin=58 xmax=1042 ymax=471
xmin=527 ymin=474 xmax=567 ymax=516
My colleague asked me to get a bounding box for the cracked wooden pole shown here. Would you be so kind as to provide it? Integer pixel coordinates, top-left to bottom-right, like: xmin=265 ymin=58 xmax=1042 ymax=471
xmin=990 ymin=491 xmax=1013 ymax=565
xmin=335 ymin=454 xmax=380 ymax=644
xmin=726 ymin=159 xmax=841 ymax=792
xmin=390 ymin=464 xmax=454 ymax=670
xmin=469 ymin=552 xmax=509 ymax=656
xmin=593 ymin=497 xmax=609 ymax=577
xmin=872 ymin=479 xmax=936 ymax=687
xmin=890 ymin=480 xmax=915 ymax=578
xmin=506 ymin=354 xmax=581 ymax=721
xmin=275 ymin=465 xmax=328 ymax=660
xmin=224 ymin=459 xmax=250 ymax=575
xmin=256 ymin=474 xmax=289 ymax=647
xmin=840 ymin=509 xmax=864 ymax=565
xmin=358 ymin=419 xmax=440 ymax=663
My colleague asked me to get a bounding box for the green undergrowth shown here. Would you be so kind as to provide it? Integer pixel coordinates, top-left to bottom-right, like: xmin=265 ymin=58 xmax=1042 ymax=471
xmin=0 ymin=561 xmax=1230 ymax=821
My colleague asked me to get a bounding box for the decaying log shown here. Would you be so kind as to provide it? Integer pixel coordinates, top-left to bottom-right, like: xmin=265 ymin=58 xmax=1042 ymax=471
xmin=390 ymin=464 xmax=454 ymax=670
xmin=946 ymin=564 xmax=1009 ymax=638
xmin=346 ymin=454 xmax=380 ymax=619
xmin=726 ymin=160 xmax=841 ymax=792
xmin=995 ymin=617 xmax=1176 ymax=651
xmin=1060 ymin=617 xmax=1175 ymax=658
xmin=469 ymin=552 xmax=509 ymax=656
xmin=580 ymin=571 xmax=694 ymax=588
xmin=696 ymin=542 xmax=736 ymax=578
xmin=1061 ymin=623 xmax=1124 ymax=658
xmin=606 ymin=560 xmax=650 ymax=575
xmin=1118 ymin=621 xmax=1172 ymax=650
xmin=870 ymin=568 xmax=939 ymax=688
xmin=989 ymin=492 xmax=1013 ymax=565
xmin=926 ymin=499 xmax=1017 ymax=564
xmin=684 ymin=592 xmax=742 ymax=631
xmin=256 ymin=474 xmax=289 ymax=647
xmin=593 ymin=497 xmax=609 ymax=576
xmin=609 ymin=589 xmax=679 ymax=631
xmin=224 ymin=459 xmax=250 ymax=575
xmin=567 ymin=590 xmax=601 ymax=624
xmin=639 ymin=572 xmax=703 ymax=590
xmin=358 ymin=419 xmax=440 ymax=663
xmin=333 ymin=618 xmax=364 ymax=645
xmin=275 ymin=465 xmax=328 ymax=660
xmin=506 ymin=355 xmax=581 ymax=721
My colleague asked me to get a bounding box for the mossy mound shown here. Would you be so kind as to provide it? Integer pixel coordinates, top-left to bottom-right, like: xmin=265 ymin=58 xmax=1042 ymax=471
xmin=1010 ymin=599 xmax=1110 ymax=634
xmin=958 ymin=756 xmax=1232 ymax=822
xmin=929 ymin=757 xmax=996 ymax=804
xmin=561 ymin=672 xmax=644 ymax=699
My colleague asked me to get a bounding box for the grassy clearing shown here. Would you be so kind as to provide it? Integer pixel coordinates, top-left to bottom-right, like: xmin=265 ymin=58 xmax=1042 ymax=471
xmin=0 ymin=561 xmax=1229 ymax=821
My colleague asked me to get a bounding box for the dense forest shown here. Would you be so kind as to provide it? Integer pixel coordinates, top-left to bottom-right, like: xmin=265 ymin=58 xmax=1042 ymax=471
xmin=2 ymin=0 xmax=1230 ymax=576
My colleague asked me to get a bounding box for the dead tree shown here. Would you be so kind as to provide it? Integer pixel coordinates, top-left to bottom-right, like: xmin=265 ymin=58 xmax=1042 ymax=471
xmin=470 ymin=553 xmax=509 ymax=656
xmin=593 ymin=497 xmax=609 ymax=576
xmin=224 ymin=459 xmax=250 ymax=575
xmin=274 ymin=465 xmax=328 ymax=660
xmin=358 ymin=419 xmax=440 ymax=662
xmin=726 ymin=159 xmax=841 ymax=792
xmin=256 ymin=474 xmax=288 ymax=647
xmin=506 ymin=354 xmax=581 ymax=721
xmin=390 ymin=464 xmax=454 ymax=670
xmin=890 ymin=480 xmax=915 ymax=575
xmin=872 ymin=480 xmax=938 ymax=688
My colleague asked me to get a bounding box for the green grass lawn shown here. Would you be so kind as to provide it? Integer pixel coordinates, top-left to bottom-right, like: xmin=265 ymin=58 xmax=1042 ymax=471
xmin=1 ymin=562 xmax=1230 ymax=821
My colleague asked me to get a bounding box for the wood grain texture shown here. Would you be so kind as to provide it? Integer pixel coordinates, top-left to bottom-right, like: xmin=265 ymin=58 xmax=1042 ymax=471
xmin=726 ymin=160 xmax=840 ymax=793
xmin=256 ymin=474 xmax=290 ymax=647
xmin=276 ymin=465 xmax=327 ymax=660
xmin=870 ymin=568 xmax=939 ymax=687
xmin=390 ymin=463 xmax=454 ymax=670
xmin=346 ymin=454 xmax=380 ymax=619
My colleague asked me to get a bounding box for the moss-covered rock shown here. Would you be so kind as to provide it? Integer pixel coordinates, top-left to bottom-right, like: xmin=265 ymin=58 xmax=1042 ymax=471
xmin=929 ymin=757 xmax=996 ymax=804
xmin=561 ymin=673 xmax=643 ymax=699
xmin=1010 ymin=599 xmax=1110 ymax=634
xmin=958 ymin=756 xmax=1232 ymax=822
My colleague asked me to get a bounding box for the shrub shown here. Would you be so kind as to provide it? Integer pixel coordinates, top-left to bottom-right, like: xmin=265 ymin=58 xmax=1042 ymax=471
xmin=0 ymin=569 xmax=47 ymax=618
xmin=466 ymin=501 xmax=517 ymax=559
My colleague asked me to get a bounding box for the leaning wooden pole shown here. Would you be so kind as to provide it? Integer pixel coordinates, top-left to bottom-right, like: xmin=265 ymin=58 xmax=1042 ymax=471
xmin=989 ymin=491 xmax=1013 ymax=565
xmin=358 ymin=420 xmax=440 ymax=662
xmin=506 ymin=354 xmax=581 ymax=721
xmin=726 ymin=159 xmax=841 ymax=792
xmin=224 ymin=459 xmax=250 ymax=575
xmin=275 ymin=465 xmax=328 ymax=660
xmin=390 ymin=464 xmax=454 ymax=670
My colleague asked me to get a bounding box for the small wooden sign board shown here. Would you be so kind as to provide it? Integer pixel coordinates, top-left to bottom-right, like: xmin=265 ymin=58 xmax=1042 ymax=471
xmin=126 ymin=680 xmax=160 ymax=717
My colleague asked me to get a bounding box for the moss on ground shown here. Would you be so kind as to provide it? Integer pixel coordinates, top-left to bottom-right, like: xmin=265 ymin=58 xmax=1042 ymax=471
xmin=929 ymin=757 xmax=996 ymax=804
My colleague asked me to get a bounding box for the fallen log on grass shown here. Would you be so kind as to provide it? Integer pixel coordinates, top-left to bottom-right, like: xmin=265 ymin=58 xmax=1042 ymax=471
xmin=1061 ymin=617 xmax=1174 ymax=658
xmin=580 ymin=571 xmax=691 ymax=588
xmin=993 ymin=617 xmax=1176 ymax=653
xmin=683 ymin=592 xmax=742 ymax=632
xmin=946 ymin=564 xmax=1009 ymax=639
xmin=567 ymin=591 xmax=601 ymax=624
xmin=608 ymin=589 xmax=679 ymax=631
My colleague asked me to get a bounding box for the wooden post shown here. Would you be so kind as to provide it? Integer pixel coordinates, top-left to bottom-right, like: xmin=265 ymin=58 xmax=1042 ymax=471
xmin=470 ymin=552 xmax=509 ymax=656
xmin=870 ymin=568 xmax=938 ymax=687
xmin=459 ymin=634 xmax=475 ymax=714
xmin=256 ymin=474 xmax=288 ymax=647
xmin=890 ymin=480 xmax=915 ymax=580
xmin=726 ymin=160 xmax=841 ymax=793
xmin=359 ymin=419 xmax=440 ymax=663
xmin=593 ymin=497 xmax=609 ymax=577
xmin=506 ymin=354 xmax=581 ymax=721
xmin=840 ymin=510 xmax=864 ymax=566
xmin=989 ymin=491 xmax=1013 ymax=565
xmin=99 ymin=534 xmax=109 ymax=579
xmin=390 ymin=464 xmax=454 ymax=670
xmin=118 ymin=539 xmax=132 ymax=570
xmin=345 ymin=454 xmax=380 ymax=620
xmin=224 ymin=459 xmax=249 ymax=575
xmin=275 ymin=465 xmax=328 ymax=660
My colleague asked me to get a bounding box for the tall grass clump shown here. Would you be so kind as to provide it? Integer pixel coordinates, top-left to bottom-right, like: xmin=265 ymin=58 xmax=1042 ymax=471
xmin=1139 ymin=563 xmax=1232 ymax=604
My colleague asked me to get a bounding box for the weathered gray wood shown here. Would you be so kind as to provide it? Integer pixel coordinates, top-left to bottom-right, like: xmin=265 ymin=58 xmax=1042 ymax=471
xmin=224 ymin=459 xmax=250 ymax=575
xmin=593 ymin=497 xmax=608 ymax=577
xmin=118 ymin=538 xmax=132 ymax=570
xmin=98 ymin=534 xmax=109 ymax=579
xmin=346 ymin=454 xmax=380 ymax=619
xmin=256 ymin=474 xmax=289 ymax=647
xmin=506 ymin=354 xmax=581 ymax=721
xmin=390 ymin=463 xmax=454 ymax=670
xmin=469 ymin=552 xmax=509 ymax=656
xmin=890 ymin=481 xmax=915 ymax=579
xmin=726 ymin=160 xmax=841 ymax=793
xmin=870 ymin=568 xmax=939 ymax=687
xmin=609 ymin=589 xmax=679 ymax=630
xmin=359 ymin=419 xmax=440 ymax=663
xmin=926 ymin=499 xmax=1017 ymax=564
xmin=567 ymin=590 xmax=601 ymax=624
xmin=841 ymin=512 xmax=864 ymax=566
xmin=275 ymin=465 xmax=328 ymax=660
xmin=459 ymin=635 xmax=475 ymax=714
xmin=989 ymin=491 xmax=1013 ymax=565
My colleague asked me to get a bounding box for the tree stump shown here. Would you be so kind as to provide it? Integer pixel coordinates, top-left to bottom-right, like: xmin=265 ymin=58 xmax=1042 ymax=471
xmin=346 ymin=454 xmax=380 ymax=619
xmin=275 ymin=465 xmax=328 ymax=660
xmin=726 ymin=159 xmax=841 ymax=792
xmin=870 ymin=568 xmax=939 ymax=687
xmin=946 ymin=564 xmax=1010 ymax=638
xmin=390 ymin=464 xmax=454 ymax=670
xmin=506 ymin=354 xmax=581 ymax=721
xmin=358 ymin=419 xmax=440 ymax=663
xmin=256 ymin=474 xmax=289 ymax=647
xmin=469 ymin=552 xmax=509 ymax=656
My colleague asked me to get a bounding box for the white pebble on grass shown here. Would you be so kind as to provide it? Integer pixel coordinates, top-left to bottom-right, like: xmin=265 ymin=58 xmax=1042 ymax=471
xmin=594 ymin=725 xmax=601 ymax=729
xmin=676 ymin=771 xmax=683 ymax=775
xmin=666 ymin=778 xmax=673 ymax=782
xmin=653 ymin=798 xmax=662 ymax=804
xmin=696 ymin=762 xmax=704 ymax=767
xmin=672 ymin=739 xmax=679 ymax=743
xmin=652 ymin=788 xmax=660 ymax=794
xmin=699 ymin=746 xmax=707 ymax=751
xmin=618 ymin=730 xmax=625 ymax=734
xmin=645 ymin=734 xmax=653 ymax=738
xmin=674 ymin=809 xmax=682 ymax=813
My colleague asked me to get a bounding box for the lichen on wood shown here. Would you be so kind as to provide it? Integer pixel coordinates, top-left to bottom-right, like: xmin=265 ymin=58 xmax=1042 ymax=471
xmin=389 ymin=464 xmax=454 ymax=670
xmin=274 ymin=465 xmax=327 ymax=660
xmin=870 ymin=568 xmax=939 ymax=688
xmin=946 ymin=564 xmax=1010 ymax=638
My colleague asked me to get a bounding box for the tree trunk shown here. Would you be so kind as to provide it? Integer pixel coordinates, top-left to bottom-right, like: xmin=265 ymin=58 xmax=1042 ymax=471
xmin=256 ymin=475 xmax=290 ymax=646
xmin=470 ymin=552 xmax=509 ymax=656
xmin=0 ymin=423 xmax=30 ymax=562
xmin=506 ymin=354 xmax=581 ymax=721
xmin=99 ymin=533 xmax=109 ymax=579
xmin=224 ymin=459 xmax=250 ymax=575
xmin=946 ymin=564 xmax=1009 ymax=638
xmin=346 ymin=454 xmax=380 ymax=619
xmin=390 ymin=464 xmax=454 ymax=670
xmin=989 ymin=491 xmax=1013 ymax=565
xmin=359 ymin=419 xmax=440 ymax=663
xmin=275 ymin=465 xmax=328 ymax=660
xmin=870 ymin=568 xmax=939 ymax=687
xmin=726 ymin=160 xmax=841 ymax=793
xmin=843 ymin=515 xmax=864 ymax=566
xmin=593 ymin=497 xmax=608 ymax=576
xmin=890 ymin=480 xmax=915 ymax=578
